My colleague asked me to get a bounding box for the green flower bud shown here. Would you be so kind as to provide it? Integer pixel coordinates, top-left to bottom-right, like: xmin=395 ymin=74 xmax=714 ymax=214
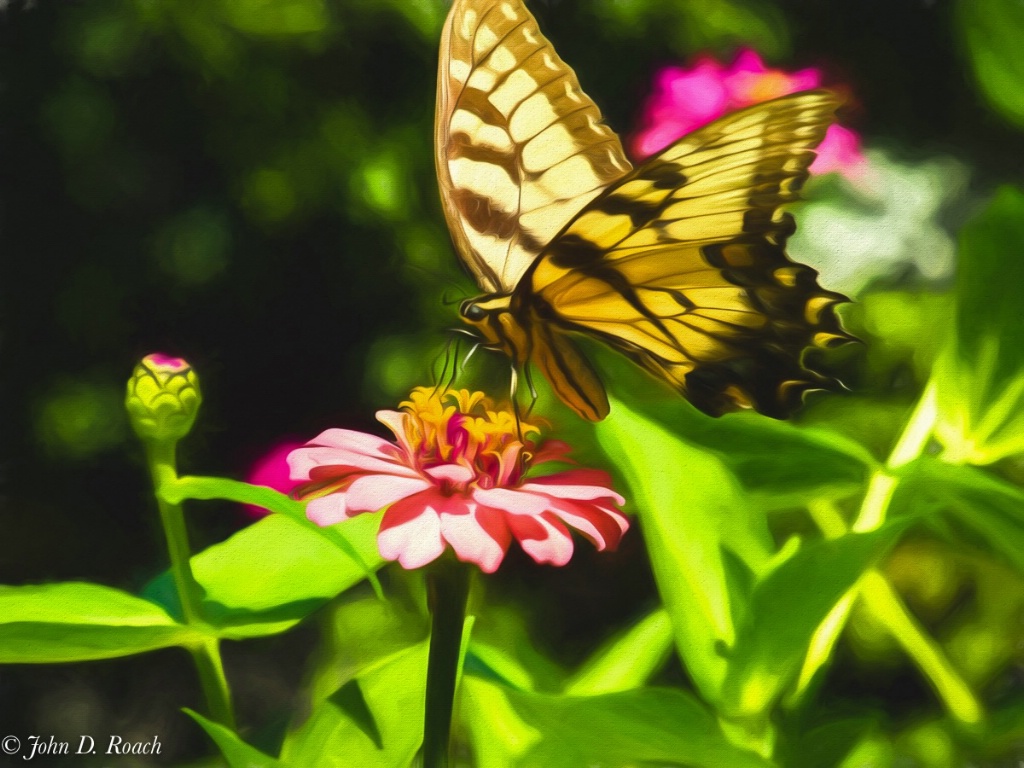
xmin=125 ymin=353 xmax=201 ymax=444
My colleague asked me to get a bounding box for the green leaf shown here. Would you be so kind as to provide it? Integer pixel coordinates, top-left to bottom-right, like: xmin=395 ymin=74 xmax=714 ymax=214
xmin=563 ymin=608 xmax=673 ymax=696
xmin=0 ymin=582 xmax=198 ymax=663
xmin=144 ymin=512 xmax=384 ymax=637
xmin=895 ymin=457 xmax=1024 ymax=574
xmin=957 ymin=0 xmax=1024 ymax=127
xmin=185 ymin=709 xmax=279 ymax=768
xmin=281 ymin=640 xmax=428 ymax=768
xmin=935 ymin=186 xmax=1024 ymax=464
xmin=591 ymin=354 xmax=873 ymax=505
xmin=594 ymin=397 xmax=774 ymax=704
xmin=462 ymin=677 xmax=774 ymax=768
xmin=721 ymin=523 xmax=908 ymax=718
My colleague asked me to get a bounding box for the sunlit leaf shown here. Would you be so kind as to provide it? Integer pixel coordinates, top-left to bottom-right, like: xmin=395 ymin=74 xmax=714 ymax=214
xmin=595 ymin=397 xmax=774 ymax=703
xmin=721 ymin=522 xmax=908 ymax=718
xmin=563 ymin=608 xmax=673 ymax=696
xmin=281 ymin=640 xmax=428 ymax=768
xmin=185 ymin=709 xmax=279 ymax=768
xmin=143 ymin=512 xmax=384 ymax=636
xmin=462 ymin=677 xmax=774 ymax=768
xmin=934 ymin=186 xmax=1024 ymax=464
xmin=0 ymin=583 xmax=198 ymax=662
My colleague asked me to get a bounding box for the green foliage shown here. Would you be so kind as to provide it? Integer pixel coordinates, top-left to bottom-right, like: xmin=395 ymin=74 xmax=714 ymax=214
xmin=957 ymin=0 xmax=1024 ymax=126
xmin=934 ymin=186 xmax=1024 ymax=464
xmin=0 ymin=583 xmax=197 ymax=662
xmin=8 ymin=0 xmax=1024 ymax=765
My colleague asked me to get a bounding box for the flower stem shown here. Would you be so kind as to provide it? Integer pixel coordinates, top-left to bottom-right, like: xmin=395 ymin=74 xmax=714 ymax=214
xmin=423 ymin=562 xmax=471 ymax=768
xmin=144 ymin=441 xmax=236 ymax=729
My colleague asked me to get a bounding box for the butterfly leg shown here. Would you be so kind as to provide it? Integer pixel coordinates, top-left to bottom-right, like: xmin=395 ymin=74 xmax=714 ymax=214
xmin=522 ymin=363 xmax=539 ymax=419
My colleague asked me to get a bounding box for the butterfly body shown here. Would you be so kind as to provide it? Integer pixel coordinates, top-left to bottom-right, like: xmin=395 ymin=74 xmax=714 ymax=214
xmin=438 ymin=0 xmax=852 ymax=421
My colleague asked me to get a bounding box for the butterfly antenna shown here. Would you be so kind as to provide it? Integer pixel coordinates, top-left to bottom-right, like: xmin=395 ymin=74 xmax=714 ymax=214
xmin=441 ymin=287 xmax=470 ymax=307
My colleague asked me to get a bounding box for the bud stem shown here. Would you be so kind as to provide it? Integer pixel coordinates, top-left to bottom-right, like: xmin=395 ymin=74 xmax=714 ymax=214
xmin=143 ymin=440 xmax=236 ymax=730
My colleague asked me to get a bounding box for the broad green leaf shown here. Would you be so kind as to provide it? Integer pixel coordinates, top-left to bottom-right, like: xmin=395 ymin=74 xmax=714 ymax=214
xmin=563 ymin=607 xmax=673 ymax=696
xmin=462 ymin=677 xmax=774 ymax=768
xmin=595 ymin=397 xmax=774 ymax=703
xmin=144 ymin=512 xmax=384 ymax=636
xmin=0 ymin=582 xmax=198 ymax=662
xmin=721 ymin=523 xmax=908 ymax=718
xmin=185 ymin=709 xmax=279 ymax=768
xmin=281 ymin=640 xmax=428 ymax=768
xmin=306 ymin=589 xmax=428 ymax=703
xmin=468 ymin=605 xmax=566 ymax=694
xmin=957 ymin=0 xmax=1024 ymax=127
xmin=895 ymin=457 xmax=1024 ymax=574
xmin=934 ymin=187 xmax=1024 ymax=464
xmin=589 ymin=352 xmax=873 ymax=505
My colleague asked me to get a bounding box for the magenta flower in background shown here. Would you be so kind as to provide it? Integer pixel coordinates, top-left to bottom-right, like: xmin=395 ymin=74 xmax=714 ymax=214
xmin=632 ymin=49 xmax=865 ymax=176
xmin=242 ymin=440 xmax=306 ymax=517
xmin=288 ymin=388 xmax=628 ymax=573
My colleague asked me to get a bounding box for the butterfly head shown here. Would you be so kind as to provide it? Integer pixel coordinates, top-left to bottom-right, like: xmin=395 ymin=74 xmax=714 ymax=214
xmin=459 ymin=295 xmax=513 ymax=348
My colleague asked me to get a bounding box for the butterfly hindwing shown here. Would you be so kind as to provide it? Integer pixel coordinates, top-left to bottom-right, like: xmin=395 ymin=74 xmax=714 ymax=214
xmin=436 ymin=0 xmax=633 ymax=294
xmin=521 ymin=91 xmax=852 ymax=418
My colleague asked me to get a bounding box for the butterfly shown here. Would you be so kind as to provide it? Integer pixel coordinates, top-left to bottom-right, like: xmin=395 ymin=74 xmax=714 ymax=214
xmin=435 ymin=0 xmax=852 ymax=421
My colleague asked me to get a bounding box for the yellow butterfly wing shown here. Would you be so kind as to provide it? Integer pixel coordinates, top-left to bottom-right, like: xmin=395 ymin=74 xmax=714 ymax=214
xmin=520 ymin=90 xmax=852 ymax=418
xmin=435 ymin=0 xmax=632 ymax=294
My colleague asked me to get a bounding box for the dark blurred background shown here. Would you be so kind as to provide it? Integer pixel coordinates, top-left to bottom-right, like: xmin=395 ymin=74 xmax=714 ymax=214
xmin=2 ymin=0 xmax=1023 ymax=764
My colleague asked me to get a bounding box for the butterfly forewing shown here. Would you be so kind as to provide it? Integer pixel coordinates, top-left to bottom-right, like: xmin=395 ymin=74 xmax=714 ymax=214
xmin=522 ymin=91 xmax=852 ymax=418
xmin=436 ymin=0 xmax=632 ymax=294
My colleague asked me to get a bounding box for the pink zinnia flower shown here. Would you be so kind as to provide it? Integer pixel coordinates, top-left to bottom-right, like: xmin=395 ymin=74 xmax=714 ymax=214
xmin=632 ymin=48 xmax=865 ymax=177
xmin=288 ymin=388 xmax=628 ymax=573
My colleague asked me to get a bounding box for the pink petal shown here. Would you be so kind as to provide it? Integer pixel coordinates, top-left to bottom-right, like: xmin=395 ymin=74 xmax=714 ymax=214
xmin=440 ymin=503 xmax=511 ymax=573
xmin=287 ymin=429 xmax=412 ymax=480
xmin=344 ymin=473 xmax=431 ymax=513
xmin=375 ymin=410 xmax=418 ymax=458
xmin=425 ymin=463 xmax=475 ymax=485
xmin=529 ymin=440 xmax=574 ymax=467
xmin=546 ymin=499 xmax=630 ymax=551
xmin=519 ymin=469 xmax=625 ymax=505
xmin=377 ymin=501 xmax=445 ymax=569
xmin=473 ymin=486 xmax=551 ymax=517
xmin=308 ymin=428 xmax=396 ymax=454
xmin=306 ymin=494 xmax=354 ymax=526
xmin=508 ymin=512 xmax=574 ymax=567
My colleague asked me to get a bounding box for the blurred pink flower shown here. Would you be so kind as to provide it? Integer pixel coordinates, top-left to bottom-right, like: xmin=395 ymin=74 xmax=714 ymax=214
xmin=632 ymin=49 xmax=864 ymax=176
xmin=243 ymin=440 xmax=305 ymax=518
xmin=288 ymin=388 xmax=628 ymax=573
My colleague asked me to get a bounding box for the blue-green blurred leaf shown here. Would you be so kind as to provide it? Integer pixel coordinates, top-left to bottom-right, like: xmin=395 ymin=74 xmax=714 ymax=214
xmin=957 ymin=0 xmax=1024 ymax=127
xmin=0 ymin=583 xmax=197 ymax=662
xmin=935 ymin=186 xmax=1024 ymax=464
xmin=721 ymin=522 xmax=908 ymax=718
xmin=185 ymin=709 xmax=279 ymax=768
xmin=595 ymin=397 xmax=774 ymax=703
xmin=462 ymin=677 xmax=774 ymax=768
